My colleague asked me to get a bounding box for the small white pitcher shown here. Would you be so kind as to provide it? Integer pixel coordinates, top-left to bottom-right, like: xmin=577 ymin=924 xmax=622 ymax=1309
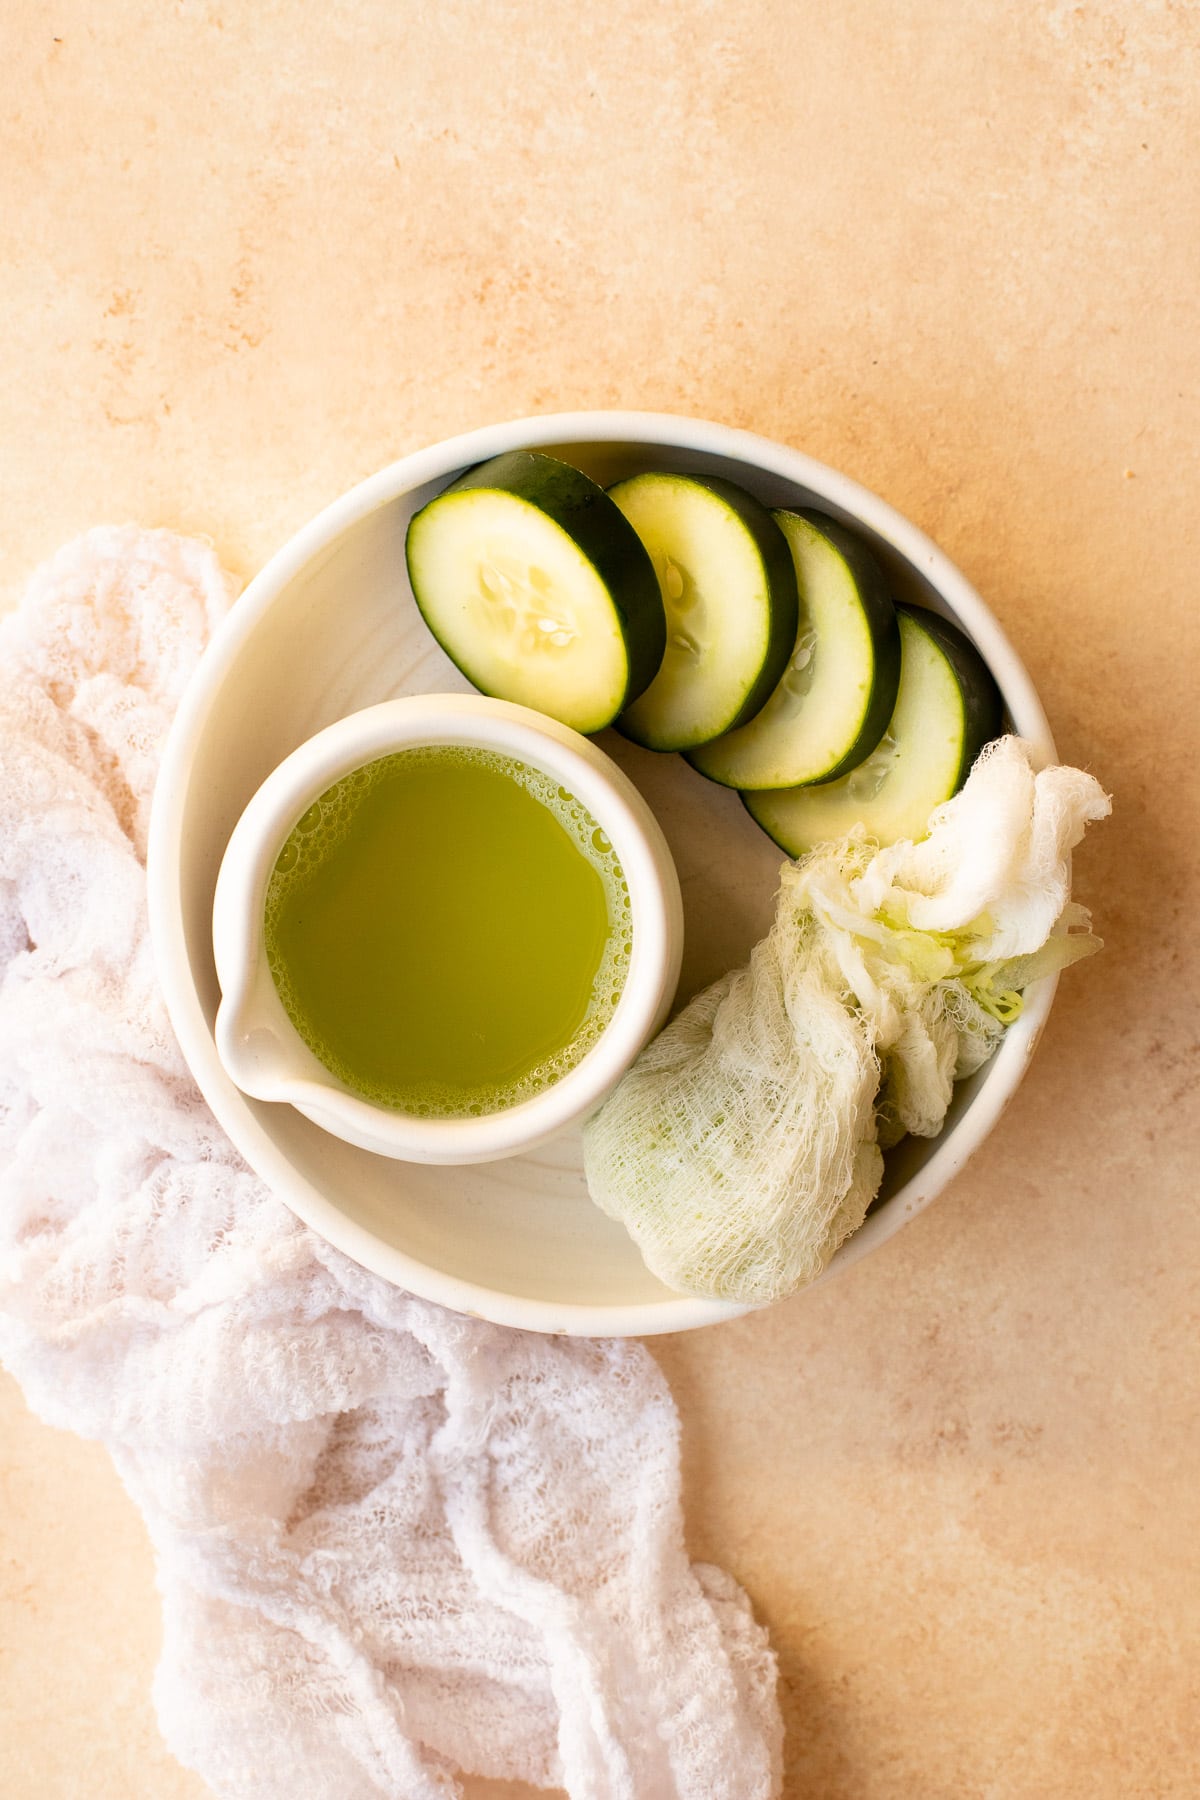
xmin=212 ymin=693 xmax=683 ymax=1164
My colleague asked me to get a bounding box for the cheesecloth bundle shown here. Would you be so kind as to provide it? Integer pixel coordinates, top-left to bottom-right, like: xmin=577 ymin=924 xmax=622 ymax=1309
xmin=584 ymin=738 xmax=1110 ymax=1305
xmin=0 ymin=528 xmax=782 ymax=1800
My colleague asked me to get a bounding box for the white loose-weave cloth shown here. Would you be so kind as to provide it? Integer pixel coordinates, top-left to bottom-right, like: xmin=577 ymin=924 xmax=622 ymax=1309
xmin=0 ymin=528 xmax=782 ymax=1800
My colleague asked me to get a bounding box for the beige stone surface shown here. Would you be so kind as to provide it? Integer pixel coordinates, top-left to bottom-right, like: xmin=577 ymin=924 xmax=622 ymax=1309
xmin=1 ymin=1 xmax=1197 ymax=1795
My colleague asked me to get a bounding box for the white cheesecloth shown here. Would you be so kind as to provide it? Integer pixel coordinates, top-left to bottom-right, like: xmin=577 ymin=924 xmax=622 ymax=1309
xmin=0 ymin=529 xmax=783 ymax=1800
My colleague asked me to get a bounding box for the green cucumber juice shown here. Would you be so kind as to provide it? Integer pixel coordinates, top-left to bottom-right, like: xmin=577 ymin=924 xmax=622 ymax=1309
xmin=263 ymin=746 xmax=631 ymax=1116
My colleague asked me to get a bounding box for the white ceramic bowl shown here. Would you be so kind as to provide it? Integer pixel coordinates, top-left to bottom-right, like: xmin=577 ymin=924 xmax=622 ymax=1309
xmin=147 ymin=411 xmax=1057 ymax=1336
xmin=212 ymin=693 xmax=683 ymax=1163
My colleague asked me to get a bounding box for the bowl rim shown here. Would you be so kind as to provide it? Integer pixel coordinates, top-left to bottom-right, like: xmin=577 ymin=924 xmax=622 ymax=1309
xmin=210 ymin=691 xmax=683 ymax=1163
xmin=147 ymin=409 xmax=1058 ymax=1336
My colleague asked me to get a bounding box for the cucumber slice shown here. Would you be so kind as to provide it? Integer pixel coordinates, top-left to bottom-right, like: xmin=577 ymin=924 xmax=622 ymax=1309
xmin=686 ymin=509 xmax=901 ymax=789
xmin=609 ymin=473 xmax=798 ymax=752
xmin=744 ymin=604 xmax=1003 ymax=854
xmin=405 ymin=451 xmax=665 ymax=736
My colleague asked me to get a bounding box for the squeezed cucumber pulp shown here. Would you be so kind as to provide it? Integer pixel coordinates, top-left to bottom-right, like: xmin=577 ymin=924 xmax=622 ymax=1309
xmin=264 ymin=747 xmax=631 ymax=1116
